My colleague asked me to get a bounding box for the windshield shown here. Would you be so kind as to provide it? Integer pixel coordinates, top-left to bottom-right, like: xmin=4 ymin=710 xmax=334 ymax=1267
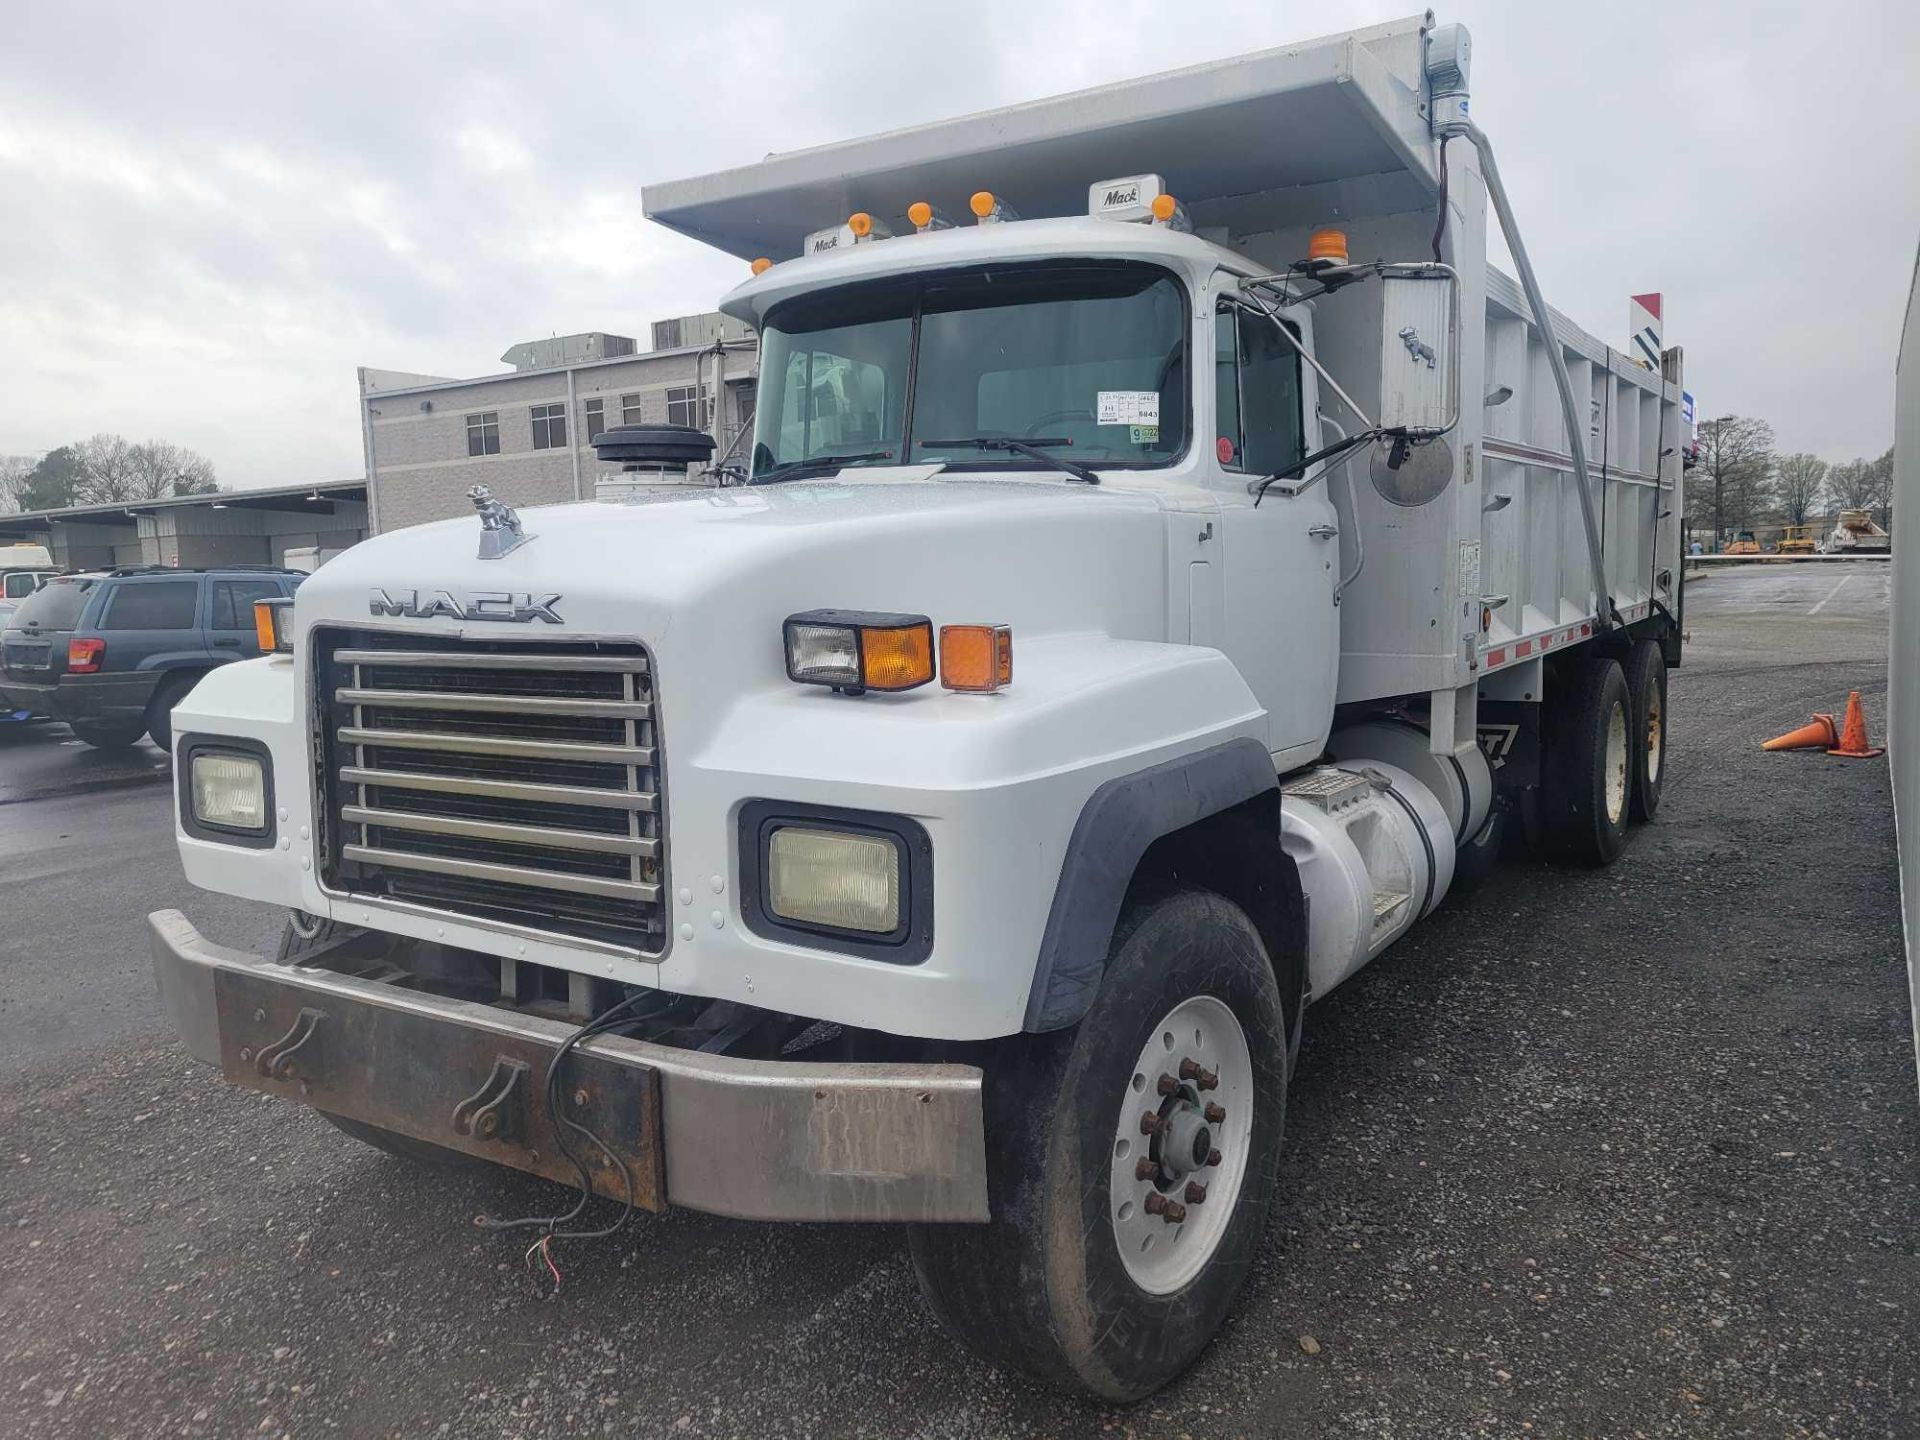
xmin=751 ymin=261 xmax=1188 ymax=478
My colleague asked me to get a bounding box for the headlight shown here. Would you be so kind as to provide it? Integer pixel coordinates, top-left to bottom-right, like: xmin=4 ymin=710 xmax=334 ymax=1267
xmin=767 ymin=826 xmax=900 ymax=933
xmin=191 ymin=752 xmax=267 ymax=831
xmin=783 ymin=609 xmax=934 ymax=694
xmin=739 ymin=802 xmax=933 ymax=963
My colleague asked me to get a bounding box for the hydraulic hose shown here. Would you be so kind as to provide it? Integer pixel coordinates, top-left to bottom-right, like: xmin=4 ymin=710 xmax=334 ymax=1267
xmin=1456 ymin=123 xmax=1620 ymax=630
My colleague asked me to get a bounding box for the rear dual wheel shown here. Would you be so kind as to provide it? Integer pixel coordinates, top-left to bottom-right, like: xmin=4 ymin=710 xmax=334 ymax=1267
xmin=908 ymin=889 xmax=1291 ymax=1401
xmin=1541 ymin=641 xmax=1668 ymax=864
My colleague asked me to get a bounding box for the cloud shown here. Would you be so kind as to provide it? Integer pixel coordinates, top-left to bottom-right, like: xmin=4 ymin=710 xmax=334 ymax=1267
xmin=0 ymin=0 xmax=1914 ymax=487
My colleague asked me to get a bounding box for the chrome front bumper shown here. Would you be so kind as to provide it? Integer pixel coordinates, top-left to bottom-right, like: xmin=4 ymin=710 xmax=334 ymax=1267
xmin=149 ymin=910 xmax=988 ymax=1223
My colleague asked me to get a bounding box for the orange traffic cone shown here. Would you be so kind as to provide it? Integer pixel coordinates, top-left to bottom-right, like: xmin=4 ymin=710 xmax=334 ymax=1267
xmin=1827 ymin=691 xmax=1884 ymax=758
xmin=1761 ymin=714 xmax=1839 ymax=751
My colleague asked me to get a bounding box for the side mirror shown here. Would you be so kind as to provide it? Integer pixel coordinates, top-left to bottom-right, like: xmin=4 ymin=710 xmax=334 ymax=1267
xmin=1377 ymin=267 xmax=1458 ymax=435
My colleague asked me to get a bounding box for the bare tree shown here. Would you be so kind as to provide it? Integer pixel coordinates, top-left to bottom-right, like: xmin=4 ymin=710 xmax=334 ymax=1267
xmin=127 ymin=440 xmax=219 ymax=498
xmin=1828 ymin=447 xmax=1892 ymax=526
xmin=1772 ymin=452 xmax=1828 ymax=527
xmin=72 ymin=432 xmax=141 ymax=504
xmin=0 ymin=455 xmax=35 ymax=514
xmin=1692 ymin=415 xmax=1775 ymax=541
xmin=70 ymin=433 xmax=219 ymax=502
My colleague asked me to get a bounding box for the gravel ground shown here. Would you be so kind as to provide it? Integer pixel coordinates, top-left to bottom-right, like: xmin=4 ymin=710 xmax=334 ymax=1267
xmin=1 ymin=561 xmax=1912 ymax=1439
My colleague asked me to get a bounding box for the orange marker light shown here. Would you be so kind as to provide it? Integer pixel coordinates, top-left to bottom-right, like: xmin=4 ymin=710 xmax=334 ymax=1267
xmin=1307 ymin=227 xmax=1350 ymax=266
xmin=253 ymin=597 xmax=294 ymax=654
xmin=1150 ymin=193 xmax=1177 ymax=221
xmin=750 ymin=257 xmax=773 ymax=275
xmin=860 ymin=623 xmax=935 ymax=691
xmin=907 ymin=201 xmax=932 ymax=229
xmin=939 ymin=625 xmax=1013 ymax=693
xmin=848 ymin=211 xmax=874 ymax=238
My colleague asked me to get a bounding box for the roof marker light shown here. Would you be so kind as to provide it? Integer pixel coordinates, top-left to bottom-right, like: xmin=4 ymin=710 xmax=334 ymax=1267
xmin=750 ymin=257 xmax=773 ymax=275
xmin=970 ymin=190 xmax=1017 ymax=224
xmin=907 ymin=201 xmax=953 ymax=233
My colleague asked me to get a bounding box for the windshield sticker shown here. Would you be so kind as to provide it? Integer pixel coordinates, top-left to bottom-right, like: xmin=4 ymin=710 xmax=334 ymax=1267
xmin=1129 ymin=424 xmax=1159 ymax=444
xmin=1096 ymin=390 xmax=1160 ymax=426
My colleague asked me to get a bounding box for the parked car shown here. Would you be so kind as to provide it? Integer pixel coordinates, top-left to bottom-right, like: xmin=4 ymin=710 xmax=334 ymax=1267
xmin=0 ymin=566 xmax=303 ymax=750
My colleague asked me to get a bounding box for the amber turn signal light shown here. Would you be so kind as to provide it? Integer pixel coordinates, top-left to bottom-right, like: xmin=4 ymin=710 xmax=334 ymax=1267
xmin=939 ymin=624 xmax=1012 ymax=693
xmin=254 ymin=597 xmax=294 ymax=655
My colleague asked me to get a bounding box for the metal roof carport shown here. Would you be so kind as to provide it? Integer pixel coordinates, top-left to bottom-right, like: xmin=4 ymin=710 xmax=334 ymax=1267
xmin=0 ymin=481 xmax=368 ymax=571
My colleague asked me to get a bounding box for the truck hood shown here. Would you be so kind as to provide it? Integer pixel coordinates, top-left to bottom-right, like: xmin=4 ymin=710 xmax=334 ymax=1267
xmin=297 ymin=474 xmax=1180 ymax=700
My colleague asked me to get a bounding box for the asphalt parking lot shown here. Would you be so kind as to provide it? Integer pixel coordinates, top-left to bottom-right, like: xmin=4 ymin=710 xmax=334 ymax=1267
xmin=1 ymin=560 xmax=1912 ymax=1439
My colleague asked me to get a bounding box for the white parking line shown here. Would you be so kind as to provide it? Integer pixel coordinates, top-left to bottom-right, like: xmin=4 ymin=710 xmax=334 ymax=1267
xmin=1808 ymin=574 xmax=1852 ymax=615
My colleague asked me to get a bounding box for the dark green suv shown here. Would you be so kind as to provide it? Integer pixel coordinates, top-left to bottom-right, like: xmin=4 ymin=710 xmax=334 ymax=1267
xmin=0 ymin=566 xmax=302 ymax=750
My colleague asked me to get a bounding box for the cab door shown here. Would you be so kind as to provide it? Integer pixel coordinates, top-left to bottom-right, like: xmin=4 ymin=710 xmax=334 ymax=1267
xmin=1211 ymin=295 xmax=1340 ymax=764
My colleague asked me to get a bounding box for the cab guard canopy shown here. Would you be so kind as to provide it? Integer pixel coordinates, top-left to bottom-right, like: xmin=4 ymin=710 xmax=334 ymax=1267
xmin=643 ymin=14 xmax=1442 ymax=262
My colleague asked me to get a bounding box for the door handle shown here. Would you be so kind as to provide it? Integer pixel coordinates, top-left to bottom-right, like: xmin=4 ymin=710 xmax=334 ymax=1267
xmin=212 ymin=638 xmax=242 ymax=648
xmin=1308 ymin=523 xmax=1340 ymax=539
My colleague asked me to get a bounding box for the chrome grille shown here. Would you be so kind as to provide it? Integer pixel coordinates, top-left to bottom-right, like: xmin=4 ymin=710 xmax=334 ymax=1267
xmin=316 ymin=630 xmax=665 ymax=954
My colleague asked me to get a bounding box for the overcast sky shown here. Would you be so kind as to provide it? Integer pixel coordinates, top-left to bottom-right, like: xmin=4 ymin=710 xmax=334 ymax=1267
xmin=2 ymin=0 xmax=1915 ymax=489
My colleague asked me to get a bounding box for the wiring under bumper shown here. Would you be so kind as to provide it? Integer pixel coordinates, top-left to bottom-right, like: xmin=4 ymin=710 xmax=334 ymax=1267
xmin=148 ymin=910 xmax=989 ymax=1223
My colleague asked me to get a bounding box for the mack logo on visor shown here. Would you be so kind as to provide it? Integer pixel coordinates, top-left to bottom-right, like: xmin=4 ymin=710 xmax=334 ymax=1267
xmin=369 ymin=588 xmax=562 ymax=623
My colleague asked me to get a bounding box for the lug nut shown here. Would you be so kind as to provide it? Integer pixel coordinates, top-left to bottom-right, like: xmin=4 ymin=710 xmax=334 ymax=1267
xmin=1155 ymin=1073 xmax=1181 ymax=1097
xmin=1161 ymin=1201 xmax=1187 ymax=1224
xmin=1134 ymin=1156 xmax=1159 ymax=1182
xmin=1204 ymin=1102 xmax=1227 ymax=1124
xmin=1207 ymin=1148 xmax=1223 ymax=1167
xmin=1179 ymin=1058 xmax=1220 ymax=1090
xmin=1139 ymin=1111 xmax=1165 ymax=1136
xmin=1185 ymin=1181 xmax=1208 ymax=1205
xmin=1143 ymin=1192 xmax=1170 ymax=1216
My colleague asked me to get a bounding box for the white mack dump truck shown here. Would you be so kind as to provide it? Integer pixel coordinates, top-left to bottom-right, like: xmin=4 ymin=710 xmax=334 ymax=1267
xmin=151 ymin=14 xmax=1687 ymax=1399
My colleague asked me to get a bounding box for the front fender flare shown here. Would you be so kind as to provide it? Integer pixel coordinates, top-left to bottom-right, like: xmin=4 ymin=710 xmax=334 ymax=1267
xmin=1022 ymin=736 xmax=1285 ymax=1032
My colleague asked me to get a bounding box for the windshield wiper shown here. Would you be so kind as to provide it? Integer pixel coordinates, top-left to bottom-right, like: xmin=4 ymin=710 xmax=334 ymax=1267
xmin=917 ymin=436 xmax=1100 ymax=485
xmin=749 ymin=450 xmax=897 ymax=485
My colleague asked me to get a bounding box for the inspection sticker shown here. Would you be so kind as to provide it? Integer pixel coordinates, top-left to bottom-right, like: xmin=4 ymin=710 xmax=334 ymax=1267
xmin=1129 ymin=424 xmax=1159 ymax=443
xmin=1096 ymin=390 xmax=1160 ymax=426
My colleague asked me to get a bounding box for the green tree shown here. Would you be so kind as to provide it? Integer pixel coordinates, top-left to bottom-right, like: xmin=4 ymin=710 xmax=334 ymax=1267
xmin=16 ymin=447 xmax=83 ymax=512
xmin=1692 ymin=415 xmax=1775 ymax=543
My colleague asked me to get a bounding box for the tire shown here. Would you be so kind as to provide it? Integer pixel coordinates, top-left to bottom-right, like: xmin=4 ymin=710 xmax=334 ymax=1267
xmin=274 ymin=916 xmax=487 ymax=1171
xmin=907 ymin=889 xmax=1290 ymax=1401
xmin=1540 ymin=657 xmax=1632 ymax=866
xmin=1623 ymin=640 xmax=1667 ymax=822
xmin=145 ymin=671 xmax=203 ymax=752
xmin=68 ymin=719 xmax=144 ymax=750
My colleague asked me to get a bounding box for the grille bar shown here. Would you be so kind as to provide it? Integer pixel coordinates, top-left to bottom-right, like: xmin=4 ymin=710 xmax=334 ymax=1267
xmin=318 ymin=629 xmax=665 ymax=956
xmin=333 ymin=649 xmax=647 ymax=674
xmin=338 ymin=726 xmax=653 ymax=766
xmin=341 ymin=804 xmax=659 ymax=857
xmin=336 ymin=687 xmax=652 ymax=721
xmin=338 ymin=765 xmax=657 ymax=812
xmin=341 ymin=844 xmax=662 ymax=902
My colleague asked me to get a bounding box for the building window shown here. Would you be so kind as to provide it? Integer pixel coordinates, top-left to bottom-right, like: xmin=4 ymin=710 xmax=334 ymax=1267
xmin=531 ymin=402 xmax=568 ymax=450
xmin=584 ymin=397 xmax=606 ymax=442
xmin=620 ymin=393 xmax=644 ymax=425
xmin=466 ymin=412 xmax=501 ymax=457
xmin=667 ymin=386 xmax=701 ymax=429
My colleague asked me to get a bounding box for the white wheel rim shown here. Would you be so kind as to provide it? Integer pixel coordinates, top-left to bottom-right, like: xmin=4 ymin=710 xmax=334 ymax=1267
xmin=1644 ymin=685 xmax=1664 ymax=786
xmin=1604 ymin=699 xmax=1629 ymax=825
xmin=1109 ymin=995 xmax=1254 ymax=1295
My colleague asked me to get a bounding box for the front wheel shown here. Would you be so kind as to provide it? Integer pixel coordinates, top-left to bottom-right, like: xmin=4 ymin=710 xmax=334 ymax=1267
xmin=907 ymin=889 xmax=1291 ymax=1401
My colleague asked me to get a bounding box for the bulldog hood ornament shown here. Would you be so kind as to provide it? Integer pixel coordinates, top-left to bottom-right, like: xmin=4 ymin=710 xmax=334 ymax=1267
xmin=467 ymin=485 xmax=531 ymax=559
